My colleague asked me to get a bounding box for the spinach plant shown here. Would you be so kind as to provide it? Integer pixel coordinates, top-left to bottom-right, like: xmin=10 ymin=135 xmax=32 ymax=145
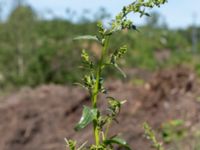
xmin=66 ymin=0 xmax=167 ymax=149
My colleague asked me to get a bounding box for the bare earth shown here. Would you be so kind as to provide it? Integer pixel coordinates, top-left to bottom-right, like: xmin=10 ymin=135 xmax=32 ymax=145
xmin=0 ymin=67 xmax=200 ymax=150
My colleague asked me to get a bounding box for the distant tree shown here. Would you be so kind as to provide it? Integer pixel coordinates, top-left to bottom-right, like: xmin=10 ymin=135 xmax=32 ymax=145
xmin=66 ymin=8 xmax=76 ymax=21
xmin=12 ymin=0 xmax=25 ymax=8
xmin=93 ymin=7 xmax=111 ymax=21
xmin=6 ymin=5 xmax=37 ymax=79
xmin=78 ymin=9 xmax=91 ymax=23
xmin=145 ymin=12 xmax=161 ymax=28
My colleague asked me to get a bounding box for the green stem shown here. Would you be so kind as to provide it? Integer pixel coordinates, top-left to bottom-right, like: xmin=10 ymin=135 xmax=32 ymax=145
xmin=104 ymin=120 xmax=112 ymax=140
xmin=92 ymin=36 xmax=110 ymax=146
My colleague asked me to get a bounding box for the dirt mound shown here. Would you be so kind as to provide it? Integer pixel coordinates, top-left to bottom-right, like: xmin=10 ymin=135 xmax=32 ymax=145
xmin=0 ymin=67 xmax=200 ymax=150
xmin=143 ymin=67 xmax=200 ymax=128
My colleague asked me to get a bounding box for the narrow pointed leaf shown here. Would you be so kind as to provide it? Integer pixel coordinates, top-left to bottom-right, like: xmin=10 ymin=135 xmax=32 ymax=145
xmin=113 ymin=64 xmax=127 ymax=78
xmin=74 ymin=106 xmax=97 ymax=131
xmin=73 ymin=35 xmax=99 ymax=42
xmin=104 ymin=136 xmax=131 ymax=150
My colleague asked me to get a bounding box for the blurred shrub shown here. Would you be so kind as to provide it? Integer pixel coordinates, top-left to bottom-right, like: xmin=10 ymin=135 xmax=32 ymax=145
xmin=0 ymin=5 xmax=198 ymax=89
xmin=161 ymin=120 xmax=186 ymax=143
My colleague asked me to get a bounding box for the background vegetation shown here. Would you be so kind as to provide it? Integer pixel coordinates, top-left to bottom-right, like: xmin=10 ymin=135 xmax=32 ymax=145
xmin=0 ymin=4 xmax=199 ymax=90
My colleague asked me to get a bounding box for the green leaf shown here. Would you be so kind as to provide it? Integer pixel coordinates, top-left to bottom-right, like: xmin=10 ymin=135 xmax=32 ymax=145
xmin=81 ymin=50 xmax=94 ymax=69
xmin=110 ymin=45 xmax=127 ymax=78
xmin=107 ymin=97 xmax=126 ymax=119
xmin=82 ymin=74 xmax=96 ymax=91
xmin=143 ymin=122 xmax=164 ymax=150
xmin=103 ymin=136 xmax=131 ymax=150
xmin=81 ymin=49 xmax=89 ymax=62
xmin=77 ymin=141 xmax=87 ymax=150
xmin=65 ymin=139 xmax=76 ymax=150
xmin=73 ymin=35 xmax=99 ymax=42
xmin=113 ymin=64 xmax=127 ymax=78
xmin=74 ymin=106 xmax=98 ymax=131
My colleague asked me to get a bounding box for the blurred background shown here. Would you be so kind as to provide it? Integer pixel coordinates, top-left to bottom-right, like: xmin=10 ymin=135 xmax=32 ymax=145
xmin=0 ymin=0 xmax=199 ymax=88
xmin=0 ymin=0 xmax=200 ymax=150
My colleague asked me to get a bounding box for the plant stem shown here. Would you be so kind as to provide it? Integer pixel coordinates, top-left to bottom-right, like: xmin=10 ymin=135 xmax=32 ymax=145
xmin=92 ymin=36 xmax=110 ymax=146
xmin=104 ymin=120 xmax=112 ymax=140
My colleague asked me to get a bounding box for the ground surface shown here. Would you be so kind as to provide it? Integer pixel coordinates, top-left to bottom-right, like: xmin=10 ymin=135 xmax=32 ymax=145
xmin=0 ymin=67 xmax=200 ymax=150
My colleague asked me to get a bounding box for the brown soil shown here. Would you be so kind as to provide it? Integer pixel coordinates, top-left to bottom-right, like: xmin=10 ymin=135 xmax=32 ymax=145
xmin=0 ymin=67 xmax=200 ymax=150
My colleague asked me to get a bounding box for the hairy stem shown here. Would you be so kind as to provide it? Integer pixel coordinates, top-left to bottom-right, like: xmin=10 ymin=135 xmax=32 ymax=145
xmin=92 ymin=36 xmax=110 ymax=146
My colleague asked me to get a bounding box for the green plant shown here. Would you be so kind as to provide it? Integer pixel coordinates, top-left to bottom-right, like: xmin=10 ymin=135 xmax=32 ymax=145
xmin=144 ymin=122 xmax=165 ymax=150
xmin=161 ymin=119 xmax=186 ymax=143
xmin=66 ymin=0 xmax=167 ymax=149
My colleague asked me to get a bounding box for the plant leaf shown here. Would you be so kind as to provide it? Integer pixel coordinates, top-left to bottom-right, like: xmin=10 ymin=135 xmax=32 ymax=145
xmin=65 ymin=138 xmax=76 ymax=150
xmin=113 ymin=64 xmax=127 ymax=78
xmin=77 ymin=141 xmax=87 ymax=150
xmin=74 ymin=106 xmax=98 ymax=131
xmin=74 ymin=35 xmax=99 ymax=42
xmin=81 ymin=49 xmax=94 ymax=69
xmin=103 ymin=136 xmax=131 ymax=150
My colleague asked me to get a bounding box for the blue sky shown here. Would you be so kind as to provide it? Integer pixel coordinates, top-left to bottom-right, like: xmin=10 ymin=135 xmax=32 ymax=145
xmin=1 ymin=0 xmax=200 ymax=28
